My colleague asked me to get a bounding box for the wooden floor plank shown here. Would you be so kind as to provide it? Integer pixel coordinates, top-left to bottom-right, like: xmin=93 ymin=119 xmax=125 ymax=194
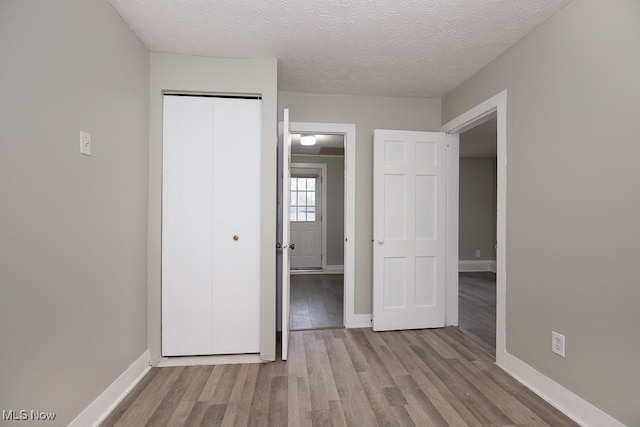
xmin=406 ymin=334 xmax=515 ymax=425
xmin=99 ymin=368 xmax=160 ymax=427
xmin=217 ymin=364 xmax=248 ymax=427
xmin=459 ymin=271 xmax=497 ymax=355
xmin=200 ymin=404 xmax=227 ymax=427
xmin=322 ymin=332 xmax=378 ymax=426
xmin=268 ymin=375 xmax=288 ymax=426
xmin=347 ymin=329 xmax=395 ymax=388
xmin=246 ymin=363 xmax=273 ymax=427
xmin=381 ymin=330 xmax=485 ymax=427
xmin=198 ymin=366 xmax=225 ymax=402
xmin=182 ymin=401 xmax=209 ymax=427
xmin=357 ymin=371 xmax=404 ymax=426
xmin=145 ymin=366 xmax=200 ymax=426
xmin=394 ymin=374 xmax=450 ymax=426
xmin=210 ymin=365 xmax=240 ymax=405
xmin=304 ymin=332 xmax=331 ymax=412
xmin=103 ymin=328 xmax=578 ymax=427
xmin=327 ymin=400 xmax=348 ymax=427
xmin=290 ymin=274 xmax=343 ymax=330
xmin=114 ymin=366 xmax=184 ymax=427
xmin=226 ymin=364 xmax=259 ymax=427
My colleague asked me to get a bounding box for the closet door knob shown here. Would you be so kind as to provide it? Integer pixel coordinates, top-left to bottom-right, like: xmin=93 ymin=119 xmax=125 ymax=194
xmin=289 ymin=243 xmax=296 ymax=250
xmin=233 ymin=235 xmax=239 ymax=241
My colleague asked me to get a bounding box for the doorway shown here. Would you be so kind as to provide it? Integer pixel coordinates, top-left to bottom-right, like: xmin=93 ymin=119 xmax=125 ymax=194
xmin=289 ymin=134 xmax=344 ymax=329
xmin=276 ymin=121 xmax=356 ymax=338
xmin=441 ymin=89 xmax=507 ymax=366
xmin=457 ymin=115 xmax=498 ymax=356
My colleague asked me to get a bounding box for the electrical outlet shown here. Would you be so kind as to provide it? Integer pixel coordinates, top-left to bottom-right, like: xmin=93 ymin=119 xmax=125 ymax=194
xmin=80 ymin=131 xmax=91 ymax=156
xmin=475 ymin=249 xmax=481 ymax=258
xmin=552 ymin=331 xmax=565 ymax=357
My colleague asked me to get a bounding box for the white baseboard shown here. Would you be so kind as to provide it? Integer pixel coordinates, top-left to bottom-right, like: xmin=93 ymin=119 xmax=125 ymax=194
xmin=69 ymin=350 xmax=151 ymax=427
xmin=345 ymin=313 xmax=372 ymax=328
xmin=290 ymin=265 xmax=344 ymax=275
xmin=326 ymin=265 xmax=344 ymax=273
xmin=500 ymin=353 xmax=624 ymax=427
xmin=459 ymin=259 xmax=496 ymax=273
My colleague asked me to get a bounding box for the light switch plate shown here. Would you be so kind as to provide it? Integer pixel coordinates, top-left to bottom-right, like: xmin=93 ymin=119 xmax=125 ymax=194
xmin=80 ymin=131 xmax=91 ymax=156
xmin=552 ymin=331 xmax=565 ymax=357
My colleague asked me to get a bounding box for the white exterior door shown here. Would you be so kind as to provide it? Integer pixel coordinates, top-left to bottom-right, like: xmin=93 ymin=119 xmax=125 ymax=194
xmin=290 ymin=167 xmax=323 ymax=269
xmin=162 ymin=95 xmax=261 ymax=356
xmin=278 ymin=109 xmax=292 ymax=360
xmin=373 ymin=130 xmax=454 ymax=331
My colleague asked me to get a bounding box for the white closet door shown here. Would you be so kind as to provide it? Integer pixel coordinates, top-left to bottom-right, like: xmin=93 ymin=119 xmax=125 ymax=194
xmin=162 ymin=95 xmax=261 ymax=356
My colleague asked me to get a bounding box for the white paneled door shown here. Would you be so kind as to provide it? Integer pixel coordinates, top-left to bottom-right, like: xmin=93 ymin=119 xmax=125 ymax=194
xmin=373 ymin=130 xmax=454 ymax=331
xmin=290 ymin=167 xmax=323 ymax=270
xmin=162 ymin=95 xmax=261 ymax=356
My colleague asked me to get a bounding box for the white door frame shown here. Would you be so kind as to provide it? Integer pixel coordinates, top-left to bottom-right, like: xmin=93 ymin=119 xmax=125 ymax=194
xmin=289 ymin=121 xmax=357 ymax=327
xmin=290 ymin=163 xmax=328 ymax=271
xmin=441 ymin=90 xmax=507 ymax=366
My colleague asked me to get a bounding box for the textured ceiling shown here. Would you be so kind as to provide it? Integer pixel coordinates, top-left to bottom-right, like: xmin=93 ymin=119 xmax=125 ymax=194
xmin=108 ymin=0 xmax=570 ymax=97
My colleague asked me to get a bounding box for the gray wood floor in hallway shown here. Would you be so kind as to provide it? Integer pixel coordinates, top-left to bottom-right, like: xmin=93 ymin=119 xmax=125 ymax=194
xmin=290 ymin=273 xmax=343 ymax=330
xmin=459 ymin=272 xmax=497 ymax=356
xmin=101 ymin=327 xmax=577 ymax=426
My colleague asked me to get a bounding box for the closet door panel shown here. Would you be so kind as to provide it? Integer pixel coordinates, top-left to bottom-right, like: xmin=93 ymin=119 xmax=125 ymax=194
xmin=211 ymin=98 xmax=261 ymax=354
xmin=162 ymin=96 xmax=215 ymax=356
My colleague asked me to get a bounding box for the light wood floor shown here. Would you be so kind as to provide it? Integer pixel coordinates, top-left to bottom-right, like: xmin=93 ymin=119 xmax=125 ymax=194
xmin=101 ymin=327 xmax=577 ymax=426
xmin=290 ymin=274 xmax=343 ymax=330
xmin=459 ymin=272 xmax=496 ymax=356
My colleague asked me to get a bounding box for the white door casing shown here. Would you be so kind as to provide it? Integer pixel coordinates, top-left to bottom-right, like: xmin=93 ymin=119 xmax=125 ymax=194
xmin=279 ymin=109 xmax=292 ymax=360
xmin=373 ymin=130 xmax=455 ymax=331
xmin=161 ymin=95 xmax=261 ymax=356
xmin=290 ymin=166 xmax=324 ymax=270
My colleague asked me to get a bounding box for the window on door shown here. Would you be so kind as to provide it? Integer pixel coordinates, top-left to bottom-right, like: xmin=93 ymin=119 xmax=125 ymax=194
xmin=290 ymin=177 xmax=317 ymax=222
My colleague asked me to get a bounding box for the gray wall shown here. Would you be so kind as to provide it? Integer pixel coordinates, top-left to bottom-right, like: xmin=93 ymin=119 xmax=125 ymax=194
xmin=292 ymin=156 xmax=345 ymax=266
xmin=443 ymin=1 xmax=640 ymax=424
xmin=149 ymin=53 xmax=278 ymax=363
xmin=459 ymin=159 xmax=496 ymax=261
xmin=279 ymin=92 xmax=441 ymax=314
xmin=0 ymin=0 xmax=150 ymax=425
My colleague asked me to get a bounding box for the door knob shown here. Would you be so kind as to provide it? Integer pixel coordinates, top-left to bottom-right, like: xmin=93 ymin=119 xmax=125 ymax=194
xmin=276 ymin=242 xmax=282 ymax=249
xmin=233 ymin=235 xmax=239 ymax=241
xmin=378 ymin=238 xmax=385 ymax=244
xmin=289 ymin=243 xmax=296 ymax=250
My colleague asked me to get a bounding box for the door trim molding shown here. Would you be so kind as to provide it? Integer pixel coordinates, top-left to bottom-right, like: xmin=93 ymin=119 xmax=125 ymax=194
xmin=289 ymin=122 xmax=357 ymax=328
xmin=291 ymin=163 xmax=328 ymax=270
xmin=441 ymin=89 xmax=507 ymax=366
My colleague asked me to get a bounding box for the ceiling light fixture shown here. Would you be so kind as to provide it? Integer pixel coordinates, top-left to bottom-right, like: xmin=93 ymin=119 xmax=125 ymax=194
xmin=300 ymin=135 xmax=316 ymax=146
